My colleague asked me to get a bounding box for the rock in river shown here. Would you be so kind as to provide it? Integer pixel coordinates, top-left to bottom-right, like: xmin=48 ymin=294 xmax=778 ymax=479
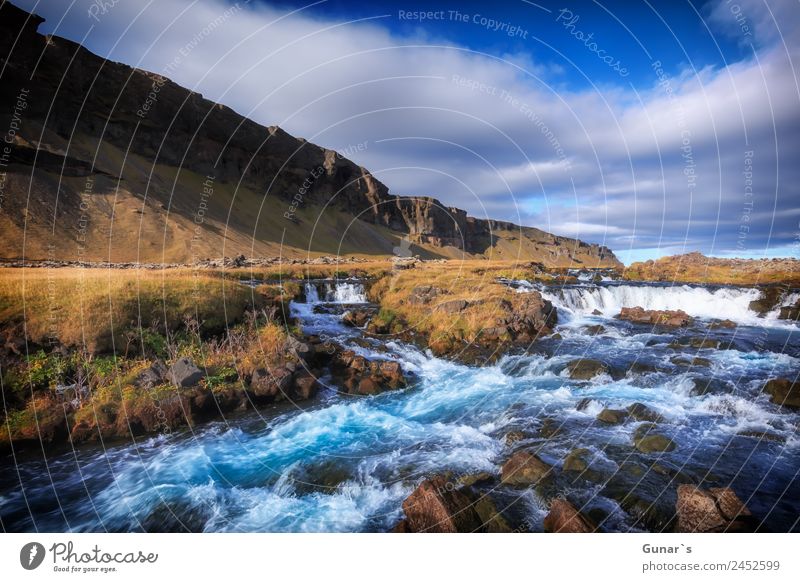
xmin=501 ymin=451 xmax=554 ymax=486
xmin=618 ymin=306 xmax=693 ymax=327
xmin=675 ymin=485 xmax=755 ymax=532
xmin=566 ymin=358 xmax=610 ymax=380
xmin=544 ymin=499 xmax=597 ymax=533
xmin=762 ymin=378 xmax=800 ymax=409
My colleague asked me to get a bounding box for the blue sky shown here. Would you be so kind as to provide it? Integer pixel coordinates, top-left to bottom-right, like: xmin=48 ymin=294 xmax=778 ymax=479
xmin=13 ymin=0 xmax=800 ymax=263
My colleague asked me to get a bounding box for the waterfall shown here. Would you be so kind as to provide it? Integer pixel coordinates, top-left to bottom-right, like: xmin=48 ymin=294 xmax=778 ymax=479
xmin=304 ymin=281 xmax=367 ymax=304
xmin=304 ymin=282 xmax=321 ymax=303
xmin=539 ymin=284 xmax=766 ymax=323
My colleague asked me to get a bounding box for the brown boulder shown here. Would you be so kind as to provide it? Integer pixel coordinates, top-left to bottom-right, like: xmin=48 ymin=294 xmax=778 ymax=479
xmin=762 ymin=378 xmax=800 ymax=409
xmin=566 ymin=359 xmax=609 ymax=380
xmin=543 ymin=499 xmax=596 ymax=532
xmin=618 ymin=306 xmax=693 ymax=327
xmin=342 ymin=309 xmax=371 ymax=328
xmin=501 ymin=451 xmax=554 ymax=486
xmin=597 ymin=408 xmax=627 ymax=424
xmin=250 ymin=366 xmax=293 ymax=401
xmin=292 ymin=372 xmax=319 ymax=400
xmin=400 ymin=475 xmax=484 ymax=533
xmin=675 ymin=485 xmax=755 ymax=532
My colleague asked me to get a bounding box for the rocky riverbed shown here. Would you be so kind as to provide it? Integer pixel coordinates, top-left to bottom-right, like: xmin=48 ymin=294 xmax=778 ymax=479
xmin=1 ymin=278 xmax=798 ymax=532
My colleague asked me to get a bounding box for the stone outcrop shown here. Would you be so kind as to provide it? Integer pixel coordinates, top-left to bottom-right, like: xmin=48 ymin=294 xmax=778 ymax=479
xmin=543 ymin=499 xmax=597 ymax=533
xmin=330 ymin=350 xmax=407 ymax=395
xmin=762 ymin=378 xmax=800 ymax=409
xmin=501 ymin=451 xmax=554 ymax=486
xmin=565 ymin=359 xmax=609 ymax=380
xmin=397 ymin=475 xmax=509 ymax=533
xmin=618 ymin=307 xmax=693 ymax=327
xmin=675 ymin=485 xmax=755 ymax=532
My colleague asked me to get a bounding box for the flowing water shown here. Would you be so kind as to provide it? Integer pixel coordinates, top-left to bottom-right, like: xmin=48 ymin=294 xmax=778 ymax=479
xmin=1 ymin=280 xmax=798 ymax=532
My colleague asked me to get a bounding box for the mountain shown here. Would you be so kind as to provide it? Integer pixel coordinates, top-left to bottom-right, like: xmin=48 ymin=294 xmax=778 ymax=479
xmin=0 ymin=3 xmax=620 ymax=267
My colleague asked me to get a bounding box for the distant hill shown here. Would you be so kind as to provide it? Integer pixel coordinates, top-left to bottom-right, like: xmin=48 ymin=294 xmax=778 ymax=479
xmin=0 ymin=3 xmax=620 ymax=267
xmin=624 ymin=252 xmax=800 ymax=285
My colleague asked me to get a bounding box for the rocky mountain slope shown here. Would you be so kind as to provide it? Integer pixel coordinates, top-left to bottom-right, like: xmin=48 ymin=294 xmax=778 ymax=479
xmin=0 ymin=3 xmax=620 ymax=267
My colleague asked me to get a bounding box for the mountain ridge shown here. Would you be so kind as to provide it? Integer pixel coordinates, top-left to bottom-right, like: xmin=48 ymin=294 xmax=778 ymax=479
xmin=0 ymin=2 xmax=620 ymax=267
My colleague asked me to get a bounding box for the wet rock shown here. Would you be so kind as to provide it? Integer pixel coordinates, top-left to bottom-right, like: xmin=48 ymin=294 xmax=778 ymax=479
xmin=342 ymin=309 xmax=371 ymax=328
xmin=597 ymin=408 xmax=627 ymax=424
xmin=618 ymin=306 xmax=693 ymax=327
xmin=566 ymin=358 xmax=609 ymax=380
xmin=501 ymin=451 xmax=554 ymax=486
xmin=437 ymin=299 xmax=469 ymax=314
xmin=627 ymin=402 xmax=663 ymax=423
xmin=627 ymin=362 xmax=658 ymax=375
xmin=779 ymin=298 xmax=800 ymax=321
xmin=748 ymin=287 xmax=784 ymax=315
xmin=292 ymin=371 xmax=319 ymax=400
xmin=675 ymin=485 xmax=755 ymax=532
xmin=539 ymin=418 xmax=563 ymax=438
xmin=634 ymin=433 xmax=676 ymax=454
xmin=285 ymin=335 xmax=315 ymax=363
xmin=690 ymin=378 xmax=730 ymax=396
xmin=330 ymin=351 xmax=408 ymax=396
xmin=583 ymin=324 xmax=605 ymax=336
xmin=473 ymin=496 xmax=513 ymax=533
xmin=576 ymin=397 xmax=594 ymax=411
xmin=563 ymin=448 xmax=591 ymax=472
xmin=168 ymin=357 xmax=204 ymax=387
xmin=735 ymin=430 xmax=785 ymax=443
xmin=689 ymin=338 xmax=720 ymax=349
xmin=709 ymin=319 xmax=737 ymax=329
xmin=457 ymin=472 xmax=495 ymax=488
xmin=504 ymin=430 xmax=527 ymax=446
xmin=762 ymin=378 xmax=800 ymax=409
xmin=672 ymin=356 xmax=712 ymax=367
xmin=135 ymin=359 xmax=168 ymax=389
xmin=400 ymin=475 xmax=484 ymax=533
xmin=543 ymin=499 xmax=596 ymax=533
xmin=491 ymin=292 xmax=557 ymax=343
xmin=250 ymin=366 xmax=293 ymax=401
xmin=591 ymin=309 xmax=603 ymax=315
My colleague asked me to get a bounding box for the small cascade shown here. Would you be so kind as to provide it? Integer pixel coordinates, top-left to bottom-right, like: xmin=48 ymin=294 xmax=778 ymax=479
xmin=302 ymin=280 xmax=367 ymax=304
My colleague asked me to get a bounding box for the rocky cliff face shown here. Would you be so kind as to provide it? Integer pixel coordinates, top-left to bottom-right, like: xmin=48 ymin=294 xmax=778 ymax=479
xmin=0 ymin=3 xmax=620 ymax=267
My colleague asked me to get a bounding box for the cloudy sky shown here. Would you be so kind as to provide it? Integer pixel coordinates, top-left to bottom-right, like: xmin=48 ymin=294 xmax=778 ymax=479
xmin=14 ymin=0 xmax=800 ymax=263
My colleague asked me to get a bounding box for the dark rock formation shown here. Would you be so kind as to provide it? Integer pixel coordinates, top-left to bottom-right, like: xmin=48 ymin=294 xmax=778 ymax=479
xmin=762 ymin=378 xmax=800 ymax=409
xmin=675 ymin=485 xmax=756 ymax=532
xmin=543 ymin=499 xmax=597 ymax=533
xmin=618 ymin=307 xmax=693 ymax=327
xmin=168 ymin=358 xmax=204 ymax=388
xmin=565 ymin=358 xmax=609 ymax=380
xmin=501 ymin=451 xmax=554 ymax=486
